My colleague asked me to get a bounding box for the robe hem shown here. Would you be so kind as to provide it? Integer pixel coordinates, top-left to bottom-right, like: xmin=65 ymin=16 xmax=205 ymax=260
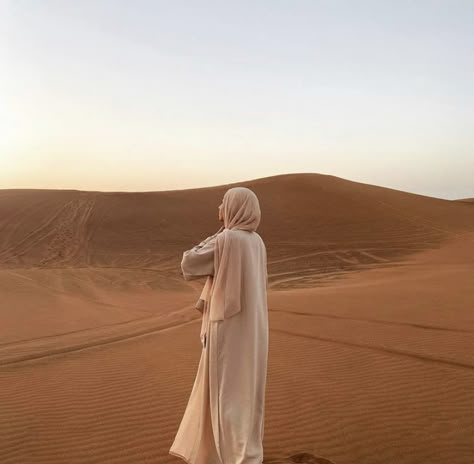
xmin=169 ymin=450 xmax=222 ymax=464
xmin=169 ymin=450 xmax=193 ymax=464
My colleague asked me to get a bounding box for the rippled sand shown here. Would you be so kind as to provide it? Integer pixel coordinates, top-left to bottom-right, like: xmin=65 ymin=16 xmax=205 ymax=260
xmin=1 ymin=173 xmax=473 ymax=463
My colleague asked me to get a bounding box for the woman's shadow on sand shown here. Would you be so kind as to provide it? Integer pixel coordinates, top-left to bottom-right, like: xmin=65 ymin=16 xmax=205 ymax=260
xmin=264 ymin=451 xmax=336 ymax=464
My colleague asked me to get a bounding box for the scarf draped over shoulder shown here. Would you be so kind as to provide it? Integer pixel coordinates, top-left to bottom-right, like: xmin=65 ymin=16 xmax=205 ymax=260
xmin=186 ymin=186 xmax=262 ymax=322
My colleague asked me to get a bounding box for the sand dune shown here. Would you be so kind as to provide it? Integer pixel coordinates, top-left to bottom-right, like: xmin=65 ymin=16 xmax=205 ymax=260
xmin=0 ymin=173 xmax=473 ymax=464
xmin=1 ymin=173 xmax=473 ymax=272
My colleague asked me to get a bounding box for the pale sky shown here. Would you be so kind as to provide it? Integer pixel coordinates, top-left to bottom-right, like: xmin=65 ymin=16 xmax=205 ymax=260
xmin=1 ymin=0 xmax=473 ymax=199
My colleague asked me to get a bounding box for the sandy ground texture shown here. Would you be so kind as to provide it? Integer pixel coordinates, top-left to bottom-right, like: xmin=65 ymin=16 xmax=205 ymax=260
xmin=0 ymin=173 xmax=473 ymax=464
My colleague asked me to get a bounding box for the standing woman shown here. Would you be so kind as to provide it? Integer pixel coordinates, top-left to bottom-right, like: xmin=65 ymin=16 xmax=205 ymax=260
xmin=169 ymin=187 xmax=269 ymax=464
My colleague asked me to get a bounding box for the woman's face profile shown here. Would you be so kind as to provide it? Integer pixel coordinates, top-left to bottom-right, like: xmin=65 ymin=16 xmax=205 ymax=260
xmin=218 ymin=202 xmax=224 ymax=222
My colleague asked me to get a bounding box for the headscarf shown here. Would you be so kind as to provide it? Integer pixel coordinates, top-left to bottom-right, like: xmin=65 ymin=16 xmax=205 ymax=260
xmin=222 ymin=187 xmax=261 ymax=232
xmin=209 ymin=187 xmax=262 ymax=321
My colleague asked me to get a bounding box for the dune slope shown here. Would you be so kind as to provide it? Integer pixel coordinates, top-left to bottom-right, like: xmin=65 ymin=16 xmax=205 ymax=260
xmin=1 ymin=173 xmax=474 ymax=464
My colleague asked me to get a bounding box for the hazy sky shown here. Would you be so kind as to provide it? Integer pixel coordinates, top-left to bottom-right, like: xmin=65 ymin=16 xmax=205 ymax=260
xmin=1 ymin=0 xmax=473 ymax=199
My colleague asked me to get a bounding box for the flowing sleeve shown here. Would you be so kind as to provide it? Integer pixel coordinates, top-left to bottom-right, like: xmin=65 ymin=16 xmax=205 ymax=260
xmin=181 ymin=232 xmax=219 ymax=281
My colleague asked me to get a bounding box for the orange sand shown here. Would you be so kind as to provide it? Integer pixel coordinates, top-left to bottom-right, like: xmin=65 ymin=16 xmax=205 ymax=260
xmin=0 ymin=173 xmax=473 ymax=463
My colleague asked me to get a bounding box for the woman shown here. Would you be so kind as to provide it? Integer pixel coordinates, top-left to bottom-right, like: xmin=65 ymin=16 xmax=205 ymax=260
xmin=169 ymin=187 xmax=269 ymax=464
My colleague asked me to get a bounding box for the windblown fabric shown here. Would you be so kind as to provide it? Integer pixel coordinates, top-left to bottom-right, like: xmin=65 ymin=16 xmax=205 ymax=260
xmin=169 ymin=187 xmax=269 ymax=464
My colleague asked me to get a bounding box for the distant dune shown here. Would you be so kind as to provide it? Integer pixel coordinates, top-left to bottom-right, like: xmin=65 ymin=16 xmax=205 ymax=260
xmin=1 ymin=172 xmax=474 ymax=343
xmin=1 ymin=173 xmax=474 ymax=464
xmin=456 ymin=197 xmax=474 ymax=203
xmin=1 ymin=173 xmax=473 ymax=285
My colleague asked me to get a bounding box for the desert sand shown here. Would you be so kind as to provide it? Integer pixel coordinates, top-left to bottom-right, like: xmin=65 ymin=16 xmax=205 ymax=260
xmin=0 ymin=173 xmax=473 ymax=464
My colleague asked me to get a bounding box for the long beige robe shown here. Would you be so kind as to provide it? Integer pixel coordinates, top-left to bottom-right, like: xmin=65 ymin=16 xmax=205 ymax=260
xmin=169 ymin=228 xmax=269 ymax=464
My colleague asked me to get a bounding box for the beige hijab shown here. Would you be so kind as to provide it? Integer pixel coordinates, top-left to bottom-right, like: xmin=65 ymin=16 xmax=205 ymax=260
xmin=198 ymin=187 xmax=261 ymax=322
xmin=221 ymin=186 xmax=261 ymax=232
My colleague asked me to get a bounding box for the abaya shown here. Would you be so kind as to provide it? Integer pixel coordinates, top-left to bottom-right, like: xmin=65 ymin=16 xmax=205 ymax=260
xmin=169 ymin=187 xmax=269 ymax=464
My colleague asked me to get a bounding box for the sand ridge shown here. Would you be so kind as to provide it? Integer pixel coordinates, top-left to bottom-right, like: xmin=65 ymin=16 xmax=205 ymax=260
xmin=1 ymin=173 xmax=473 ymax=463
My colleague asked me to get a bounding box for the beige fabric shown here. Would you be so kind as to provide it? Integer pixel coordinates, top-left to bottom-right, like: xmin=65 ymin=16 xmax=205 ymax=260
xmin=209 ymin=187 xmax=260 ymax=321
xmin=170 ymin=187 xmax=269 ymax=464
xmin=181 ymin=227 xmax=223 ymax=283
xmin=180 ymin=229 xmax=222 ymax=348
